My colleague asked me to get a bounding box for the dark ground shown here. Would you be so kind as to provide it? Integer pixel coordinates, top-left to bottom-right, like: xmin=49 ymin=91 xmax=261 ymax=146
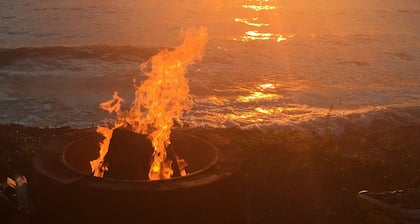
xmin=1 ymin=123 xmax=420 ymax=224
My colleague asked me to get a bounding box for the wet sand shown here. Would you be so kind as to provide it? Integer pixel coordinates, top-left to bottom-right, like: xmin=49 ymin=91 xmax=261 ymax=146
xmin=1 ymin=123 xmax=420 ymax=223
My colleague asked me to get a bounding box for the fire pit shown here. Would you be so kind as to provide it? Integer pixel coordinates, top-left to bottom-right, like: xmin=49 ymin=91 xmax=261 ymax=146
xmin=32 ymin=128 xmax=245 ymax=223
xmin=64 ymin=128 xmax=219 ymax=182
xmin=31 ymin=28 xmax=244 ymax=223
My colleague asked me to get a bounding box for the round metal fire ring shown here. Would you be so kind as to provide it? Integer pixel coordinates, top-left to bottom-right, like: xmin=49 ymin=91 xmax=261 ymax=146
xmin=61 ymin=129 xmax=221 ymax=189
xmin=32 ymin=128 xmax=245 ymax=223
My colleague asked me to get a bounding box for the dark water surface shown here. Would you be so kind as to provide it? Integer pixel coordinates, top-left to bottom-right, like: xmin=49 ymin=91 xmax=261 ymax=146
xmin=0 ymin=0 xmax=419 ymax=131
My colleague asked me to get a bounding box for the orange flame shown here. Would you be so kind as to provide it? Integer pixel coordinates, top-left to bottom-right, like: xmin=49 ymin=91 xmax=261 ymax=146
xmin=90 ymin=91 xmax=125 ymax=177
xmin=90 ymin=28 xmax=208 ymax=180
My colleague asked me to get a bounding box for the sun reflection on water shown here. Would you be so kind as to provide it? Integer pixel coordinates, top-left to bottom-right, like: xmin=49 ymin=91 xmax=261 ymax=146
xmin=242 ymin=4 xmax=278 ymax=11
xmin=234 ymin=18 xmax=269 ymax=27
xmin=237 ymin=91 xmax=282 ymax=102
xmin=234 ymin=0 xmax=291 ymax=42
xmin=258 ymin=83 xmax=275 ymax=89
xmin=237 ymin=83 xmax=282 ymax=102
xmin=227 ymin=82 xmax=317 ymax=125
xmin=255 ymin=107 xmax=274 ymax=114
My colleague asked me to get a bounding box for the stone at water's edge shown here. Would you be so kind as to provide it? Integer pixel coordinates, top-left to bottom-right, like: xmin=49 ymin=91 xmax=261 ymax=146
xmin=104 ymin=128 xmax=153 ymax=180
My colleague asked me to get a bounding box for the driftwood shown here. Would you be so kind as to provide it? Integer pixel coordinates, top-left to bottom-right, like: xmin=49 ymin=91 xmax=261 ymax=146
xmin=0 ymin=175 xmax=31 ymax=214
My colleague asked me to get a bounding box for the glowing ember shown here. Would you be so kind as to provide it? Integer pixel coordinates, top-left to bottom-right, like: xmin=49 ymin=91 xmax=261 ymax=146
xmin=90 ymin=28 xmax=208 ymax=180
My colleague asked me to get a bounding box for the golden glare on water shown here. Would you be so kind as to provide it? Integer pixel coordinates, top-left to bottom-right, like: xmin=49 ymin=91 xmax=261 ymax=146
xmin=227 ymin=81 xmax=319 ymax=125
xmin=234 ymin=0 xmax=291 ymax=42
xmin=259 ymin=83 xmax=275 ymax=89
xmin=241 ymin=30 xmax=288 ymax=42
xmin=226 ymin=112 xmax=263 ymax=123
xmin=255 ymin=107 xmax=274 ymax=114
xmin=237 ymin=83 xmax=282 ymax=102
xmin=234 ymin=17 xmax=269 ymax=27
xmin=237 ymin=91 xmax=281 ymax=102
xmin=242 ymin=4 xmax=278 ymax=11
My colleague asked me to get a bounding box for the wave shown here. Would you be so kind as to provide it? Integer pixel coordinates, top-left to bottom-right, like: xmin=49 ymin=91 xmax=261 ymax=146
xmin=0 ymin=45 xmax=168 ymax=67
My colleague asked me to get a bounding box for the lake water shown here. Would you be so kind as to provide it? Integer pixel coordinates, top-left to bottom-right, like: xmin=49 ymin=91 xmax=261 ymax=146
xmin=0 ymin=0 xmax=419 ymax=133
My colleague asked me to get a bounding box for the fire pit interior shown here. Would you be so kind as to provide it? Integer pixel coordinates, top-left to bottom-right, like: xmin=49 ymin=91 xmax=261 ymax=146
xmin=63 ymin=128 xmax=219 ymax=181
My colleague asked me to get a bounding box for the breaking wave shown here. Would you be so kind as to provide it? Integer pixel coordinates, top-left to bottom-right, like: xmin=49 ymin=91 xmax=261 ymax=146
xmin=0 ymin=45 xmax=166 ymax=67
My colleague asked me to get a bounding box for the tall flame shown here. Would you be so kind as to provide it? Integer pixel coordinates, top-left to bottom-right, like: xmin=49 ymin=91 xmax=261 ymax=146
xmin=90 ymin=27 xmax=208 ymax=180
xmin=90 ymin=91 xmax=125 ymax=177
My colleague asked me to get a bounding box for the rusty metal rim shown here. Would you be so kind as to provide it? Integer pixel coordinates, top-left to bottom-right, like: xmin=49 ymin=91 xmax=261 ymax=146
xmin=61 ymin=131 xmax=221 ymax=183
xmin=33 ymin=128 xmax=244 ymax=192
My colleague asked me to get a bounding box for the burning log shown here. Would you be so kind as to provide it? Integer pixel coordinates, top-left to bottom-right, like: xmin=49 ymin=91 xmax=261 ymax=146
xmin=102 ymin=128 xmax=186 ymax=180
xmin=166 ymin=144 xmax=187 ymax=177
xmin=103 ymin=128 xmax=154 ymax=180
